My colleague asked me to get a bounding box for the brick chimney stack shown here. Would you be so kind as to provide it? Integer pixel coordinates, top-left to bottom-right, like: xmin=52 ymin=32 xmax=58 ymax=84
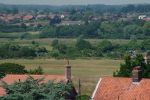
xmin=65 ymin=60 xmax=71 ymax=82
xmin=132 ymin=66 xmax=142 ymax=84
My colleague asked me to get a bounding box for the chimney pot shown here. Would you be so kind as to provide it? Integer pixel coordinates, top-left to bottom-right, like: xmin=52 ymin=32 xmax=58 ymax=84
xmin=144 ymin=53 xmax=150 ymax=64
xmin=132 ymin=66 xmax=142 ymax=84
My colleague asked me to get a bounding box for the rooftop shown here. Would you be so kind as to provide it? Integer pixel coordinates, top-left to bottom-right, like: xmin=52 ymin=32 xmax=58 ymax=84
xmin=92 ymin=77 xmax=150 ymax=100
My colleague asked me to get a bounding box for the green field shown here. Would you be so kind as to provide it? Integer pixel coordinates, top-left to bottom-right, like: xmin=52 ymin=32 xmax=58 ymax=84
xmin=0 ymin=58 xmax=122 ymax=95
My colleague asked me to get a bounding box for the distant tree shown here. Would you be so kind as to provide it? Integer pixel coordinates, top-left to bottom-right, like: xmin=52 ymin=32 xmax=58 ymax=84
xmin=141 ymin=39 xmax=150 ymax=50
xmin=35 ymin=47 xmax=48 ymax=56
xmin=51 ymin=39 xmax=59 ymax=49
xmin=50 ymin=49 xmax=60 ymax=58
xmin=18 ymin=46 xmax=36 ymax=57
xmin=121 ymin=5 xmax=135 ymax=13
xmin=126 ymin=39 xmax=141 ymax=50
xmin=123 ymin=25 xmax=143 ymax=39
xmin=40 ymin=26 xmax=56 ymax=38
xmin=57 ymin=44 xmax=68 ymax=54
xmin=97 ymin=40 xmax=113 ymax=53
xmin=75 ymin=38 xmax=92 ymax=50
xmin=49 ymin=15 xmax=61 ymax=25
xmin=143 ymin=22 xmax=150 ymax=36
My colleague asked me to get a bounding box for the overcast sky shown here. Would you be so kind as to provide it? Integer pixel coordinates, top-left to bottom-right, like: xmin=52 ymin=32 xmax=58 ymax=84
xmin=0 ymin=0 xmax=150 ymax=5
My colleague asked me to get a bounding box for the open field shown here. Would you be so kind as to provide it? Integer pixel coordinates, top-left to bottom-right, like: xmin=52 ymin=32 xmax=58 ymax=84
xmin=0 ymin=58 xmax=122 ymax=95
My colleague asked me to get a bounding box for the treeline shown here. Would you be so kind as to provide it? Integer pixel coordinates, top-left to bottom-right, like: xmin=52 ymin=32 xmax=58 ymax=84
xmin=49 ymin=38 xmax=150 ymax=59
xmin=0 ymin=38 xmax=150 ymax=59
xmin=0 ymin=43 xmax=47 ymax=59
xmin=1 ymin=19 xmax=150 ymax=39
xmin=40 ymin=20 xmax=150 ymax=39
xmin=1 ymin=4 xmax=150 ymax=14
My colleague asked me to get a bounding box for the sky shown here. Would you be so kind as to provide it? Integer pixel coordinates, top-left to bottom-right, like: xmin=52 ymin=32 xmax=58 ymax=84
xmin=0 ymin=0 xmax=150 ymax=5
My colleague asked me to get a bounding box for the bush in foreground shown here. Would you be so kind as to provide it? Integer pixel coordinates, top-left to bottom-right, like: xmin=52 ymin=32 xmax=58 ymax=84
xmin=0 ymin=77 xmax=74 ymax=100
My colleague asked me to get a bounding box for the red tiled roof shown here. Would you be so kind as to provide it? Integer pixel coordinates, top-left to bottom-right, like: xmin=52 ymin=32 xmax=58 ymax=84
xmin=92 ymin=77 xmax=150 ymax=100
xmin=0 ymin=74 xmax=65 ymax=96
xmin=23 ymin=15 xmax=34 ymax=20
xmin=143 ymin=18 xmax=150 ymax=21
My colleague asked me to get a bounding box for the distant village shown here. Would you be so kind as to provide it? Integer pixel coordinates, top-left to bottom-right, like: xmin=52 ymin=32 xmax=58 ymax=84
xmin=0 ymin=12 xmax=85 ymax=27
xmin=1 ymin=11 xmax=150 ymax=28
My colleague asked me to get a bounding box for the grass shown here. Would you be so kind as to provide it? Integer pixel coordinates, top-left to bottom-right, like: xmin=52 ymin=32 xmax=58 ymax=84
xmin=0 ymin=58 xmax=122 ymax=96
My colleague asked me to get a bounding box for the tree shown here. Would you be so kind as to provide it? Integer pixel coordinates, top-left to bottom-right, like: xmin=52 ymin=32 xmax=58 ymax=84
xmin=123 ymin=25 xmax=143 ymax=39
xmin=114 ymin=54 xmax=150 ymax=78
xmin=143 ymin=22 xmax=150 ymax=36
xmin=18 ymin=47 xmax=36 ymax=58
xmin=126 ymin=39 xmax=141 ymax=50
xmin=75 ymin=38 xmax=92 ymax=50
xmin=141 ymin=39 xmax=150 ymax=50
xmin=97 ymin=40 xmax=113 ymax=53
xmin=49 ymin=15 xmax=61 ymax=25
xmin=0 ymin=63 xmax=27 ymax=75
xmin=0 ymin=77 xmax=75 ymax=100
xmin=51 ymin=39 xmax=59 ymax=49
xmin=40 ymin=26 xmax=56 ymax=38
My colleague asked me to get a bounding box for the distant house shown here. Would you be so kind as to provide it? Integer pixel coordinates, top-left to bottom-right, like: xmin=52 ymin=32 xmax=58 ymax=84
xmin=0 ymin=64 xmax=77 ymax=99
xmin=36 ymin=14 xmax=48 ymax=20
xmin=23 ymin=15 xmax=34 ymax=20
xmin=91 ymin=66 xmax=150 ymax=100
xmin=138 ymin=15 xmax=147 ymax=19
xmin=57 ymin=20 xmax=84 ymax=26
xmin=143 ymin=18 xmax=150 ymax=21
xmin=60 ymin=14 xmax=65 ymax=19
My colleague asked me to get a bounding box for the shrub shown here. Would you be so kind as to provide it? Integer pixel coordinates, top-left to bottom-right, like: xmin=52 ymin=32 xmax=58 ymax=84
xmin=0 ymin=77 xmax=75 ymax=100
xmin=0 ymin=63 xmax=27 ymax=74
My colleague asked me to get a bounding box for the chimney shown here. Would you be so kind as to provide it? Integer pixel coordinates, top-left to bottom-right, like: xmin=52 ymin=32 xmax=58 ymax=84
xmin=144 ymin=53 xmax=149 ymax=64
xmin=65 ymin=60 xmax=71 ymax=82
xmin=132 ymin=66 xmax=142 ymax=84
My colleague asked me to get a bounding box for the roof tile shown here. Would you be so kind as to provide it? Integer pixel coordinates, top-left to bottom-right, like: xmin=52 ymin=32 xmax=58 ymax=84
xmin=93 ymin=77 xmax=150 ymax=100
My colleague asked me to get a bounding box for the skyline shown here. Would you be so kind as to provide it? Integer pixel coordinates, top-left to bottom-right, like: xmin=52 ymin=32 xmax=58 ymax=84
xmin=0 ymin=0 xmax=150 ymax=5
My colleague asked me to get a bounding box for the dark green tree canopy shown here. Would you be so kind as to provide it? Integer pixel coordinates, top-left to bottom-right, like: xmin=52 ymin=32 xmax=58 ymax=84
xmin=114 ymin=54 xmax=150 ymax=78
xmin=0 ymin=63 xmax=27 ymax=75
xmin=0 ymin=77 xmax=75 ymax=100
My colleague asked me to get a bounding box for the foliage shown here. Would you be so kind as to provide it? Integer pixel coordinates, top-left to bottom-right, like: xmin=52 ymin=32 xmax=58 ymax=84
xmin=0 ymin=63 xmax=44 ymax=79
xmin=97 ymin=40 xmax=113 ymax=53
xmin=28 ymin=66 xmax=43 ymax=74
xmin=76 ymin=38 xmax=92 ymax=51
xmin=0 ymin=44 xmax=47 ymax=59
xmin=114 ymin=54 xmax=150 ymax=78
xmin=49 ymin=15 xmax=61 ymax=25
xmin=0 ymin=77 xmax=74 ymax=100
xmin=40 ymin=26 xmax=56 ymax=38
xmin=0 ymin=63 xmax=27 ymax=75
xmin=51 ymin=39 xmax=59 ymax=49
